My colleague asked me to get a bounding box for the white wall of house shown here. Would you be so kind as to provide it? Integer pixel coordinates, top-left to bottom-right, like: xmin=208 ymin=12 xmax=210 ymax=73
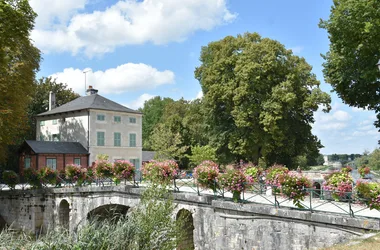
xmin=88 ymin=109 xmax=142 ymax=166
xmin=36 ymin=111 xmax=90 ymax=149
xmin=35 ymin=109 xmax=142 ymax=168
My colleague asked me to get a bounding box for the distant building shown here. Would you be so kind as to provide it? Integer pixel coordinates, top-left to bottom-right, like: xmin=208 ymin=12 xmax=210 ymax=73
xmin=19 ymin=86 xmax=142 ymax=172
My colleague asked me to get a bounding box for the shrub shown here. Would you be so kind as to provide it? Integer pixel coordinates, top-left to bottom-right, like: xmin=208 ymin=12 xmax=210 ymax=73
xmin=244 ymin=164 xmax=263 ymax=182
xmin=65 ymin=164 xmax=87 ymax=185
xmin=39 ymin=167 xmax=58 ymax=186
xmin=193 ymin=160 xmax=219 ymax=192
xmin=358 ymin=165 xmax=371 ymax=178
xmin=94 ymin=160 xmax=113 ymax=178
xmin=219 ymin=168 xmax=253 ymax=202
xmin=2 ymin=170 xmax=19 ymax=189
xmin=280 ymin=172 xmax=311 ymax=208
xmin=355 ymin=180 xmax=380 ymax=210
xmin=323 ymin=169 xmax=353 ymax=200
xmin=142 ymin=160 xmax=178 ymax=184
xmin=23 ymin=168 xmax=41 ymax=188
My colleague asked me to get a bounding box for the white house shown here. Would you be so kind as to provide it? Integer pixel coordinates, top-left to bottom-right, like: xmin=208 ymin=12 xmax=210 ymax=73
xmin=35 ymin=86 xmax=142 ymax=169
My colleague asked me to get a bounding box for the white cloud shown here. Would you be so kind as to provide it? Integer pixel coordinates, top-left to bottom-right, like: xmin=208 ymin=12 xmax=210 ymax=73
xmin=31 ymin=0 xmax=237 ymax=56
xmin=352 ymin=107 xmax=366 ymax=112
xmin=196 ymin=90 xmax=203 ymax=99
xmin=50 ymin=63 xmax=175 ymax=95
xmin=313 ymin=109 xmax=352 ymax=131
xmin=289 ymin=46 xmax=303 ymax=54
xmin=333 ymin=110 xmax=352 ymax=121
xmin=125 ymin=93 xmax=156 ymax=110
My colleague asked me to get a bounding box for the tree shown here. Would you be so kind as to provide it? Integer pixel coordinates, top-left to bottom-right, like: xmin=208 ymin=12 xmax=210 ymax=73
xmin=320 ymin=0 xmax=380 ymax=132
xmin=139 ymin=96 xmax=174 ymax=150
xmin=195 ymin=32 xmax=331 ymax=167
xmin=0 ymin=0 xmax=41 ymax=163
xmin=368 ymin=149 xmax=380 ymax=170
xmin=187 ymin=145 xmax=217 ymax=168
xmin=26 ymin=77 xmax=80 ymax=139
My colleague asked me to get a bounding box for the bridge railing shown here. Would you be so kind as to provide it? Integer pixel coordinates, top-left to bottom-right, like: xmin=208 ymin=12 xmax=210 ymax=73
xmin=1 ymin=170 xmax=379 ymax=219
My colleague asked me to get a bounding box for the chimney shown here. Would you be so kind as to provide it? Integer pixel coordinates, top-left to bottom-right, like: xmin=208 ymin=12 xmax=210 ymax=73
xmin=86 ymin=85 xmax=98 ymax=96
xmin=49 ymin=91 xmax=56 ymax=110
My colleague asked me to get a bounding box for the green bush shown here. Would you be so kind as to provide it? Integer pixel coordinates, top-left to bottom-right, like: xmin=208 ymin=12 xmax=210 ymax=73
xmin=23 ymin=168 xmax=41 ymax=188
xmin=2 ymin=170 xmax=19 ymax=189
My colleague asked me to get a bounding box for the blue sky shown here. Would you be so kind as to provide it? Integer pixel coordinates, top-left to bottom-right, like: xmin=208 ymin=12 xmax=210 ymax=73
xmin=29 ymin=0 xmax=379 ymax=155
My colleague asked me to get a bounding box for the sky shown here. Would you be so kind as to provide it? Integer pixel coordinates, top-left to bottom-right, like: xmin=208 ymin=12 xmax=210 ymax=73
xmin=29 ymin=0 xmax=379 ymax=155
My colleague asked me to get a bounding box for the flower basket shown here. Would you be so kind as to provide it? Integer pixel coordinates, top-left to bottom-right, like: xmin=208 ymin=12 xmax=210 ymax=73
xmin=94 ymin=160 xmax=113 ymax=179
xmin=193 ymin=161 xmax=220 ymax=192
xmin=39 ymin=167 xmax=58 ymax=186
xmin=113 ymin=160 xmax=136 ymax=184
xmin=142 ymin=160 xmax=178 ymax=184
xmin=65 ymin=164 xmax=87 ymax=186
xmin=280 ymin=172 xmax=311 ymax=208
xmin=24 ymin=168 xmax=41 ymax=188
xmin=219 ymin=168 xmax=253 ymax=202
xmin=355 ymin=180 xmax=380 ymax=210
xmin=358 ymin=166 xmax=370 ymax=178
xmin=2 ymin=170 xmax=19 ymax=189
xmin=322 ymin=170 xmax=353 ymax=201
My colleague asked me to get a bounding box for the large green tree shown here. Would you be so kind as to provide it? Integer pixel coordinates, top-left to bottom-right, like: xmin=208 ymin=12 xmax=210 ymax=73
xmin=139 ymin=96 xmax=174 ymax=150
xmin=26 ymin=77 xmax=80 ymax=139
xmin=320 ymin=0 xmax=380 ymax=131
xmin=0 ymin=0 xmax=41 ymax=163
xmin=195 ymin=32 xmax=331 ymax=167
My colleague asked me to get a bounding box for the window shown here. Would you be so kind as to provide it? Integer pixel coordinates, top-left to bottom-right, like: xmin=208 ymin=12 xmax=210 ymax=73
xmin=114 ymin=116 xmax=121 ymax=123
xmin=97 ymin=114 xmax=105 ymax=121
xmin=46 ymin=158 xmax=57 ymax=170
xmin=25 ymin=157 xmax=31 ymax=169
xmin=74 ymin=158 xmax=81 ymax=165
xmin=129 ymin=117 xmax=136 ymax=124
xmin=129 ymin=133 xmax=136 ymax=147
xmin=130 ymin=158 xmax=140 ymax=170
xmin=52 ymin=119 xmax=57 ymax=125
xmin=52 ymin=134 xmax=60 ymax=141
xmin=97 ymin=131 xmax=105 ymax=146
xmin=114 ymin=132 xmax=121 ymax=147
xmin=40 ymin=121 xmax=45 ymax=126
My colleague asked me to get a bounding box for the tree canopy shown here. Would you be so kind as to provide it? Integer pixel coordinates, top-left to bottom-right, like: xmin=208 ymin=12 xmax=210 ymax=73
xmin=320 ymin=0 xmax=380 ymax=131
xmin=0 ymin=0 xmax=41 ymax=163
xmin=195 ymin=32 xmax=331 ymax=167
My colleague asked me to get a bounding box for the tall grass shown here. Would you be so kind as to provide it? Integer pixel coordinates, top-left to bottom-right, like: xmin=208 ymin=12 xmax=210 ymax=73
xmin=0 ymin=184 xmax=189 ymax=250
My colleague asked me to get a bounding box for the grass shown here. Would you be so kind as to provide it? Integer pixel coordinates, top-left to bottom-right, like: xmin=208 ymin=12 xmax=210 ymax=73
xmin=308 ymin=165 xmax=331 ymax=171
xmin=321 ymin=233 xmax=380 ymax=250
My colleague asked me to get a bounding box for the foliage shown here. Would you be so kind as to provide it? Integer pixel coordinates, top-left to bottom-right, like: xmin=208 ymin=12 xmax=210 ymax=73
xmin=23 ymin=168 xmax=41 ymax=188
xmin=320 ymin=0 xmax=380 ymax=131
xmin=355 ymin=180 xmax=380 ymax=210
xmin=358 ymin=165 xmax=371 ymax=178
xmin=245 ymin=164 xmax=263 ymax=181
xmin=280 ymin=172 xmax=311 ymax=208
xmin=195 ymin=32 xmax=331 ymax=166
xmin=150 ymin=123 xmax=188 ymax=161
xmin=193 ymin=160 xmax=220 ymax=191
xmin=368 ymin=149 xmax=380 ymax=170
xmin=323 ymin=169 xmax=354 ymax=200
xmin=0 ymin=0 xmax=41 ymax=163
xmin=113 ymin=160 xmax=135 ymax=182
xmin=65 ymin=164 xmax=87 ymax=185
xmin=1 ymin=170 xmax=19 ymax=189
xmin=219 ymin=168 xmax=253 ymax=202
xmin=142 ymin=160 xmax=178 ymax=184
xmin=265 ymin=165 xmax=289 ymax=186
xmin=39 ymin=167 xmax=58 ymax=185
xmin=187 ymin=145 xmax=217 ymax=167
xmin=139 ymin=96 xmax=174 ymax=150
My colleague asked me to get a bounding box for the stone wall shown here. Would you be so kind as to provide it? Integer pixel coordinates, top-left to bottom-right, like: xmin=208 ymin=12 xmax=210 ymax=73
xmin=0 ymin=187 xmax=379 ymax=250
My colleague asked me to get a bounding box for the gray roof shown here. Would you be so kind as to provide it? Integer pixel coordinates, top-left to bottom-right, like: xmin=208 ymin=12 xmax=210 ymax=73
xmin=142 ymin=151 xmax=156 ymax=162
xmin=37 ymin=94 xmax=141 ymax=116
xmin=24 ymin=140 xmax=89 ymax=154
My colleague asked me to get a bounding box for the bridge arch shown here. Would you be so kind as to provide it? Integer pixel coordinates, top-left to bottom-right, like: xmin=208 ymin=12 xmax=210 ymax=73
xmin=59 ymin=199 xmax=70 ymax=230
xmin=176 ymin=208 xmax=195 ymax=250
xmin=87 ymin=204 xmax=130 ymax=222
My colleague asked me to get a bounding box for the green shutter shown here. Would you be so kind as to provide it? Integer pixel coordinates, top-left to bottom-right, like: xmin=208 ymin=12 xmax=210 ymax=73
xmin=114 ymin=132 xmax=121 ymax=146
xmin=129 ymin=133 xmax=136 ymax=147
xmin=97 ymin=132 xmax=105 ymax=146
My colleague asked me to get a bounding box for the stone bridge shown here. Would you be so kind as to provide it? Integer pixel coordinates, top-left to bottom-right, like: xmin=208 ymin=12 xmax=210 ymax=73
xmin=0 ymin=186 xmax=380 ymax=250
